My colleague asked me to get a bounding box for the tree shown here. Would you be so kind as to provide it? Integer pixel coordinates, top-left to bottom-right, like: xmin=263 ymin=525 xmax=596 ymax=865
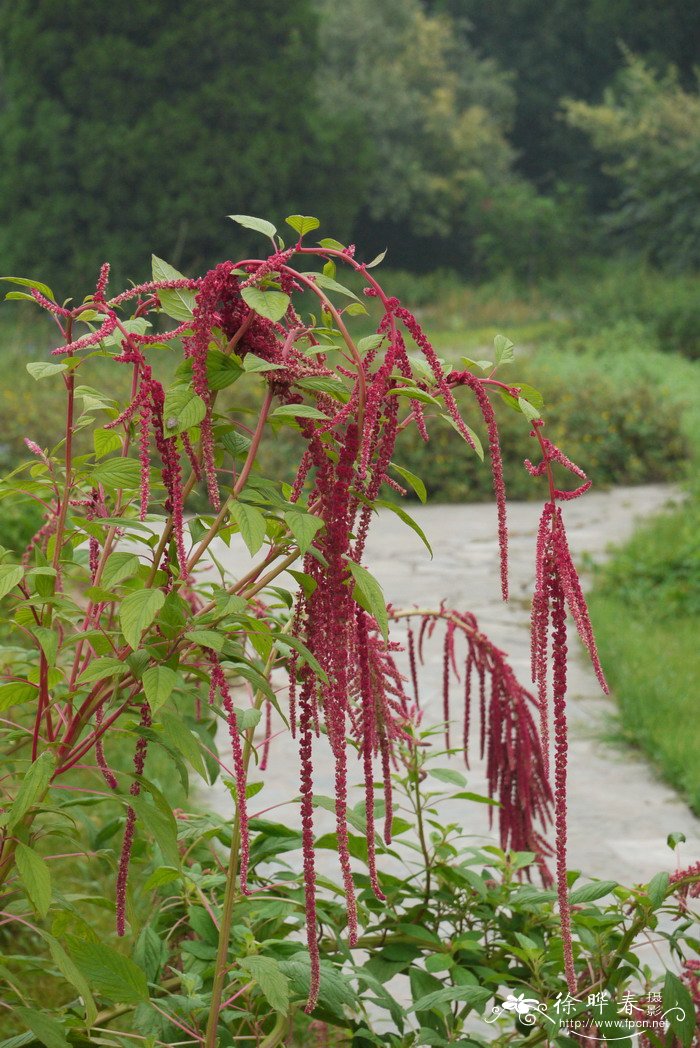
xmin=0 ymin=0 xmax=365 ymax=291
xmin=427 ymin=0 xmax=700 ymax=203
xmin=316 ymin=0 xmax=522 ymax=267
xmin=564 ymin=55 xmax=700 ymax=270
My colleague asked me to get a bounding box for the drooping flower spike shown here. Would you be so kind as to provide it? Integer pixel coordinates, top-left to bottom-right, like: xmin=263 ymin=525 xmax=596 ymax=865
xmin=22 ymin=236 xmax=612 ymax=1011
xmin=527 ymin=424 xmax=609 ymax=991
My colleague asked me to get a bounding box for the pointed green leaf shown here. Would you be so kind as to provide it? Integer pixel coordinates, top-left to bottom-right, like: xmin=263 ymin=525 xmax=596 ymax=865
xmin=160 ymin=711 xmax=207 ymax=780
xmin=14 ymin=1008 xmax=70 ymax=1048
xmin=285 ymin=215 xmax=320 ymax=237
xmin=93 ymin=427 xmax=123 ymax=458
xmin=119 ymin=589 xmax=165 ymax=650
xmin=206 ymin=349 xmax=243 ymax=390
xmin=493 ymin=334 xmax=515 ymax=366
xmin=0 ymin=564 xmax=24 ymax=599
xmin=76 ymin=657 xmax=125 ymax=684
xmin=229 ymin=502 xmax=267 ymax=556
xmin=142 ymin=666 xmax=177 ymax=714
xmin=101 ymin=552 xmax=141 ymax=590
xmin=518 ymin=396 xmax=541 ymax=421
xmin=376 ymin=501 xmax=432 ymax=556
xmin=15 ymin=843 xmax=52 ymax=918
xmin=366 ymin=248 xmax=387 ymax=269
xmin=162 ymin=384 xmax=206 ymax=436
xmin=6 ymin=752 xmax=54 ymax=831
xmin=313 ymin=273 xmax=359 ymax=300
xmin=1 ymin=276 xmax=55 ymax=300
xmin=26 ymin=361 xmax=68 ymax=381
xmin=0 ymin=682 xmax=36 ymax=712
xmin=69 ymin=940 xmax=149 ymax=1004
xmin=151 ymin=255 xmax=196 ymax=320
xmin=239 ymin=955 xmax=290 ymax=1013
xmin=91 ymin=457 xmax=141 ymax=490
xmin=346 ymin=560 xmax=388 ymax=641
xmin=271 ymin=403 xmax=326 ymax=421
xmin=228 ymin=214 xmax=277 ymax=239
xmin=284 ymin=511 xmax=324 ymax=554
xmin=129 ymin=793 xmax=180 ymax=869
xmin=390 ymin=464 xmax=427 ymax=503
xmin=663 ymin=971 xmax=695 ymax=1048
xmin=240 ymin=287 xmax=290 ymax=322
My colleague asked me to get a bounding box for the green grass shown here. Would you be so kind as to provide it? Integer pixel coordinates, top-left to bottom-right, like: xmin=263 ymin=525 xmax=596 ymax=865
xmin=589 ymin=496 xmax=700 ymax=814
xmin=589 ymin=597 xmax=700 ymax=814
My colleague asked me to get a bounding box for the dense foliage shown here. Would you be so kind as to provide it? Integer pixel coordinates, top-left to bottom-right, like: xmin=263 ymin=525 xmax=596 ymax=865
xmin=1 ymin=1 xmax=699 ymax=282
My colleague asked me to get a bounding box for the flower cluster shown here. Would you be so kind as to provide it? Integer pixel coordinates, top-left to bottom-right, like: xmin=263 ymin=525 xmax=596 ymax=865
xmin=19 ymin=232 xmax=610 ymax=1015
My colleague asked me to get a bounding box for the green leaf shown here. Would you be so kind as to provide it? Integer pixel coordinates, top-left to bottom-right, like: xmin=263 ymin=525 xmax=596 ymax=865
xmin=92 ymin=457 xmax=141 ymax=491
xmin=119 ymin=588 xmax=165 ymax=649
xmin=151 ymin=255 xmax=195 ymax=321
xmin=33 ymin=626 xmax=58 ymax=667
xmin=47 ymin=937 xmax=97 ymax=1025
xmin=93 ymin=427 xmax=123 ymax=458
xmin=26 ymin=361 xmax=68 ymax=381
xmin=390 ymin=464 xmax=427 ymax=503
xmin=279 ymin=955 xmax=355 ymax=1017
xmin=142 ymin=666 xmax=177 ymax=714
xmin=160 ymin=712 xmax=207 ymax=780
xmin=185 ymin=629 xmax=226 ymax=652
xmin=1 ymin=276 xmax=55 ymax=301
xmin=129 ymin=793 xmax=180 ymax=868
xmin=101 ymin=552 xmax=141 ymax=590
xmin=375 ymin=501 xmax=432 ymax=556
xmin=663 ymin=971 xmax=695 ymax=1048
xmin=229 ymin=502 xmax=267 ymax=556
xmin=14 ymin=1008 xmax=70 ymax=1048
xmin=206 ymin=349 xmax=243 ymax=390
xmin=240 ymin=287 xmax=290 ymax=322
xmin=284 ymin=510 xmax=324 ymax=554
xmin=15 ymin=843 xmax=52 ymax=918
xmin=271 ymin=403 xmax=327 ymax=421
xmin=493 ymin=334 xmax=515 ymax=366
xmin=318 ymin=238 xmax=345 ymax=250
xmin=228 ymin=214 xmax=277 ymax=239
xmin=462 ymin=356 xmax=494 ymax=371
xmin=6 ymin=752 xmax=54 ymax=831
xmin=69 ymin=940 xmax=149 ymax=1004
xmin=313 ymin=274 xmax=359 ymax=300
xmin=162 ymin=384 xmax=206 ymax=436
xmin=408 ymin=984 xmax=491 ymax=1014
xmin=568 ymin=880 xmax=618 ymax=904
xmin=241 ymin=354 xmax=284 ymax=373
xmin=646 ymin=871 xmax=670 ymax=909
xmin=667 ymin=831 xmax=687 ymax=849
xmin=345 ymin=302 xmax=368 ymax=316
xmin=358 ymin=334 xmax=385 ymax=354
xmin=285 ymin=215 xmax=320 ymax=237
xmin=346 ymin=560 xmax=388 ymax=641
xmin=366 ymin=248 xmax=387 ymax=269
xmin=239 ymin=955 xmax=290 ymax=1013
xmin=76 ymin=657 xmax=125 ymax=684
xmin=0 ymin=682 xmax=36 ymax=712
xmin=0 ymin=564 xmax=24 ymax=599
xmin=232 ymin=706 xmax=262 ymax=731
xmin=429 ymin=768 xmax=467 ymax=787
xmin=388 ymin=386 xmax=441 ymax=406
xmin=518 ymin=396 xmax=541 ymax=422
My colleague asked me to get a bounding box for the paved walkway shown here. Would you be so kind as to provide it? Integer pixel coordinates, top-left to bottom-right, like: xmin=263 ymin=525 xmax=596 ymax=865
xmin=207 ymin=484 xmax=700 ymax=889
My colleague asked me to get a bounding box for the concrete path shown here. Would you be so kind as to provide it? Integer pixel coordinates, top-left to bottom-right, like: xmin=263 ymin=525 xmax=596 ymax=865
xmin=206 ymin=484 xmax=700 ymax=890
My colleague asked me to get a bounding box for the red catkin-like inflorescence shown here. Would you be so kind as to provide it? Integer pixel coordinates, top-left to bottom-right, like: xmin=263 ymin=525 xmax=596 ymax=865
xmin=116 ymin=702 xmax=152 ymax=936
xmin=24 ymin=242 xmax=612 ymax=1012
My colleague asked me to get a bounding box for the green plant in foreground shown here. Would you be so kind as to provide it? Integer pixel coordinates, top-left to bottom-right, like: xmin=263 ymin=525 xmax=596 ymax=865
xmin=0 ymin=217 xmax=697 ymax=1046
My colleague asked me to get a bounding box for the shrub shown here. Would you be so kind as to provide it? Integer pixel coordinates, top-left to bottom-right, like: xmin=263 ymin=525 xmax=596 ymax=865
xmin=0 ymin=219 xmax=696 ymax=1046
